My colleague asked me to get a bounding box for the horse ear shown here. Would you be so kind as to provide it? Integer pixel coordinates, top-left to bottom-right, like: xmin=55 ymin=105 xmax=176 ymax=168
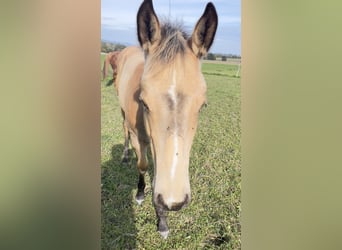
xmin=188 ymin=2 xmax=218 ymax=58
xmin=137 ymin=0 xmax=161 ymax=52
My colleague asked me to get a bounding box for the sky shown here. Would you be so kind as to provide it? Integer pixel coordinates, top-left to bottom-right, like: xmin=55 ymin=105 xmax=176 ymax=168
xmin=101 ymin=0 xmax=241 ymax=55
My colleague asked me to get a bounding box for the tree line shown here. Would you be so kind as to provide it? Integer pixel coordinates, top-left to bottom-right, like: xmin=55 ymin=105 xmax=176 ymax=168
xmin=101 ymin=41 xmax=241 ymax=61
xmin=205 ymin=53 xmax=241 ymax=61
xmin=101 ymin=41 xmax=126 ymax=53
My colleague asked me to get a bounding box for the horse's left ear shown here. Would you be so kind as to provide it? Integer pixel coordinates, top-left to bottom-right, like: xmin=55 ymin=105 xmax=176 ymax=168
xmin=188 ymin=2 xmax=218 ymax=58
xmin=137 ymin=0 xmax=161 ymax=53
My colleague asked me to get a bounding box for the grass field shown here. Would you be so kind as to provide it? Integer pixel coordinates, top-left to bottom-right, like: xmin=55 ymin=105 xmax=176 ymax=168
xmin=101 ymin=54 xmax=241 ymax=249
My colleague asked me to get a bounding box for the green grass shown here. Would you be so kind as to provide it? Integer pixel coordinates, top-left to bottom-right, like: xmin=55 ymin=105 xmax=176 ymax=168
xmin=101 ymin=54 xmax=241 ymax=249
xmin=202 ymin=62 xmax=241 ymax=78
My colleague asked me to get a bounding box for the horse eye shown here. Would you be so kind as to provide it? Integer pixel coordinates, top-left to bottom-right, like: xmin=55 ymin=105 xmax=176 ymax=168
xmin=142 ymin=102 xmax=149 ymax=112
xmin=139 ymin=96 xmax=150 ymax=112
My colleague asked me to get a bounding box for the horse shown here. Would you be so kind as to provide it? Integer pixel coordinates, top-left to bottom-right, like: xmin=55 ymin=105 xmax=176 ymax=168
xmin=102 ymin=50 xmax=121 ymax=81
xmin=114 ymin=0 xmax=218 ymax=238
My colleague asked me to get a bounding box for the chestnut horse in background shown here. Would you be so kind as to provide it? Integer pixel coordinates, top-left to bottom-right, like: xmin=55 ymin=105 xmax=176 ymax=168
xmin=102 ymin=51 xmax=121 ymax=81
xmin=114 ymin=0 xmax=217 ymax=238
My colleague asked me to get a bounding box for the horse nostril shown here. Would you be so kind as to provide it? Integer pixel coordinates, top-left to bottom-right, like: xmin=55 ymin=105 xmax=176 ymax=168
xmin=156 ymin=194 xmax=167 ymax=210
xmin=170 ymin=194 xmax=189 ymax=211
xmin=156 ymin=194 xmax=190 ymax=211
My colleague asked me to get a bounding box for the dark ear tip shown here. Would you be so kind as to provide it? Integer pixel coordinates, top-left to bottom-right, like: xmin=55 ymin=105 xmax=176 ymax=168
xmin=142 ymin=0 xmax=153 ymax=8
xmin=204 ymin=3 xmax=218 ymax=26
xmin=206 ymin=2 xmax=216 ymax=11
xmin=138 ymin=0 xmax=154 ymax=14
xmin=204 ymin=2 xmax=218 ymax=21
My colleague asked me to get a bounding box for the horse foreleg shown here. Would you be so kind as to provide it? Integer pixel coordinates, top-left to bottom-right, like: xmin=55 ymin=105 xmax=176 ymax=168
xmin=122 ymin=127 xmax=130 ymax=163
xmin=130 ymin=133 xmax=148 ymax=205
xmin=155 ymin=206 xmax=169 ymax=239
xmin=136 ymin=173 xmax=145 ymax=205
xmin=121 ymin=110 xmax=130 ymax=163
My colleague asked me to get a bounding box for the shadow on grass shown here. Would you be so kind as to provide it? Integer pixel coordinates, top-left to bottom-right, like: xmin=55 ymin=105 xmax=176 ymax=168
xmin=105 ymin=78 xmax=114 ymax=87
xmin=101 ymin=144 xmax=137 ymax=249
xmin=101 ymin=143 xmax=155 ymax=249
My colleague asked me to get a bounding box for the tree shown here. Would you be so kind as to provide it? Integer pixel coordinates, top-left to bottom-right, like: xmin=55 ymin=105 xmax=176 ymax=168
xmin=222 ymin=55 xmax=227 ymax=61
xmin=101 ymin=41 xmax=126 ymax=53
xmin=207 ymin=53 xmax=216 ymax=60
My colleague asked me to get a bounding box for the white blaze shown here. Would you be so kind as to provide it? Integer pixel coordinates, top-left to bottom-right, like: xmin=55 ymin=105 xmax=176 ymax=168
xmin=168 ymin=71 xmax=177 ymax=106
xmin=168 ymin=70 xmax=178 ymax=179
xmin=170 ymin=136 xmax=178 ymax=179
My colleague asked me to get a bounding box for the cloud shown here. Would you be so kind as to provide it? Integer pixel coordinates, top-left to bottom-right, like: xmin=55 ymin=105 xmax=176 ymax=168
xmin=101 ymin=16 xmax=135 ymax=31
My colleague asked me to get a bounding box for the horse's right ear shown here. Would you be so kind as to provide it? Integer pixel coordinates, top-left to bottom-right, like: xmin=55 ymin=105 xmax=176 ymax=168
xmin=137 ymin=0 xmax=161 ymax=53
xmin=188 ymin=2 xmax=218 ymax=58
